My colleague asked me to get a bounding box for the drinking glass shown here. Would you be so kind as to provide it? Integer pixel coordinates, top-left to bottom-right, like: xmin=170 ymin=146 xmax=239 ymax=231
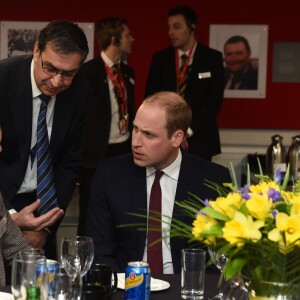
xmin=11 ymin=254 xmax=48 ymax=300
xmin=54 ymin=265 xmax=73 ymax=300
xmin=60 ymin=236 xmax=94 ymax=300
xmin=208 ymin=248 xmax=228 ymax=300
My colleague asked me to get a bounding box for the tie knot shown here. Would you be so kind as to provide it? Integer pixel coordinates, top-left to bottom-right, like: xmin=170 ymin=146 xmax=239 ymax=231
xmin=40 ymin=94 xmax=51 ymax=105
xmin=181 ymin=54 xmax=187 ymax=64
xmin=154 ymin=170 xmax=164 ymax=181
xmin=111 ymin=63 xmax=120 ymax=75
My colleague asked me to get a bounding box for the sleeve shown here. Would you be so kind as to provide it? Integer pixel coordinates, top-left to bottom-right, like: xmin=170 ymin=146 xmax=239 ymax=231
xmin=0 ymin=193 xmax=31 ymax=264
xmin=85 ymin=161 xmax=120 ymax=271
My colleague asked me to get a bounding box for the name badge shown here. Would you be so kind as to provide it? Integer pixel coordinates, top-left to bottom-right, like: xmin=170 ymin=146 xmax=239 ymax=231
xmin=198 ymin=72 xmax=211 ymax=79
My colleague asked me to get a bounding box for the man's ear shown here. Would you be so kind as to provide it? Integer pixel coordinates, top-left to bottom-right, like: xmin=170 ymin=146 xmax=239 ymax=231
xmin=171 ymin=130 xmax=184 ymax=147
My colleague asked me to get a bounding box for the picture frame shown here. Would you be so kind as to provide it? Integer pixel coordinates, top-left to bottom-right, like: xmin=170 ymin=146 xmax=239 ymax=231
xmin=209 ymin=24 xmax=268 ymax=99
xmin=0 ymin=21 xmax=94 ymax=61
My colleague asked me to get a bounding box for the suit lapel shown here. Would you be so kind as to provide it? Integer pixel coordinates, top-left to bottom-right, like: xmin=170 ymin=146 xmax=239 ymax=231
xmin=9 ymin=59 xmax=33 ymax=160
xmin=98 ymin=58 xmax=111 ymax=110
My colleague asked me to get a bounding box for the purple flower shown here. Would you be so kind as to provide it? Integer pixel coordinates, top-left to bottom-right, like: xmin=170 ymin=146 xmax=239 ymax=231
xmin=268 ymin=188 xmax=281 ymax=202
xmin=204 ymin=199 xmax=210 ymax=207
xmin=275 ymin=167 xmax=281 ymax=183
xmin=241 ymin=193 xmax=251 ymax=200
xmin=272 ymin=210 xmax=278 ymax=218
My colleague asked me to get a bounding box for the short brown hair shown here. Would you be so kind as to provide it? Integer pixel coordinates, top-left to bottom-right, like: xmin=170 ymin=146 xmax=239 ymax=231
xmin=95 ymin=17 xmax=127 ymax=50
xmin=143 ymin=92 xmax=192 ymax=139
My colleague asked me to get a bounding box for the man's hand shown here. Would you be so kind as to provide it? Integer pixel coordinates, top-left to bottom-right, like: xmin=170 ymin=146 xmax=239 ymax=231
xmin=22 ymin=230 xmax=49 ymax=248
xmin=11 ymin=199 xmax=64 ymax=231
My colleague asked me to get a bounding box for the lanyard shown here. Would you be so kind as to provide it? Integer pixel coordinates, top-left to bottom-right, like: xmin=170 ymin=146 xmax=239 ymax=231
xmin=175 ymin=45 xmax=195 ymax=87
xmin=103 ymin=60 xmax=127 ymax=113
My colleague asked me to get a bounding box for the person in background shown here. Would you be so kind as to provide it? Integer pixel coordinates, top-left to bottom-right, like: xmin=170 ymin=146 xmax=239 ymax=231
xmin=77 ymin=17 xmax=135 ymax=235
xmin=86 ymin=91 xmax=231 ymax=274
xmin=145 ymin=5 xmax=224 ymax=161
xmin=224 ymin=35 xmax=258 ymax=90
xmin=0 ymin=20 xmax=89 ymax=258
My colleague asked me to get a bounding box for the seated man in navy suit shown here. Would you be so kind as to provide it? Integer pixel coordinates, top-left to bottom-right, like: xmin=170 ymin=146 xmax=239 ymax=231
xmin=86 ymin=91 xmax=231 ymax=274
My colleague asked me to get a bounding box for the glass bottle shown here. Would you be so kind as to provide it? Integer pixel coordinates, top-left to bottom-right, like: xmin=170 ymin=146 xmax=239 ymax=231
xmin=266 ymin=135 xmax=286 ymax=178
xmin=26 ymin=285 xmax=40 ymax=300
xmin=287 ymin=135 xmax=300 ymax=181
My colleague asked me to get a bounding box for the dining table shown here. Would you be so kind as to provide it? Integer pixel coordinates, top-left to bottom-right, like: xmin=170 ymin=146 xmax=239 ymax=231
xmin=114 ymin=272 xmax=248 ymax=300
xmin=0 ymin=272 xmax=249 ymax=299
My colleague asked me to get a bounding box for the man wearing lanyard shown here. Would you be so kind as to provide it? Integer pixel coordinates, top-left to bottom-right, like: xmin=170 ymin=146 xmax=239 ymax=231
xmin=145 ymin=5 xmax=225 ymax=161
xmin=78 ymin=17 xmax=135 ymax=235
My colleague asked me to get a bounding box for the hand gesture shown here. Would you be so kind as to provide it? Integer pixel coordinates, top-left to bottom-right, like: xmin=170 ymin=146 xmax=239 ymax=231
xmin=11 ymin=199 xmax=64 ymax=231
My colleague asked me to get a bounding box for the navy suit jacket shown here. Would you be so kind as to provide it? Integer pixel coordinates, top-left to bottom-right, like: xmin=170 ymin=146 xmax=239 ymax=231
xmin=0 ymin=55 xmax=89 ymax=230
xmin=86 ymin=151 xmax=231 ymax=273
xmin=145 ymin=44 xmax=225 ymax=158
xmin=78 ymin=56 xmax=135 ymax=169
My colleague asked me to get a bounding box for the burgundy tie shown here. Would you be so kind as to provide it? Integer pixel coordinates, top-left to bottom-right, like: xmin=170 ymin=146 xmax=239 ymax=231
xmin=147 ymin=170 xmax=164 ymax=274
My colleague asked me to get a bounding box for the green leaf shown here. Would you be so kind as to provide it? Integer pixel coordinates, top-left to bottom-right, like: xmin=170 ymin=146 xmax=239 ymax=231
xmin=202 ymin=207 xmax=230 ymax=222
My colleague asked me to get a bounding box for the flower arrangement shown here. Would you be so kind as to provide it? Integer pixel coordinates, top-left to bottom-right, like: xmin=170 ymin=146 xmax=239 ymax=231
xmin=170 ymin=162 xmax=300 ymax=297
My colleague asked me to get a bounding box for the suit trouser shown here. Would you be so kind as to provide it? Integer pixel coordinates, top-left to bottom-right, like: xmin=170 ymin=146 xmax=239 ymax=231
xmin=77 ymin=139 xmax=131 ymax=235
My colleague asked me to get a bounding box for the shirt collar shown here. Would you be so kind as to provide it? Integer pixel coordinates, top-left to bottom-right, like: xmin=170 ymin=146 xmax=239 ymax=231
xmin=101 ymin=51 xmax=120 ymax=68
xmin=31 ymin=59 xmax=41 ymax=98
xmin=146 ymin=149 xmax=182 ymax=181
xmin=178 ymin=42 xmax=197 ymax=58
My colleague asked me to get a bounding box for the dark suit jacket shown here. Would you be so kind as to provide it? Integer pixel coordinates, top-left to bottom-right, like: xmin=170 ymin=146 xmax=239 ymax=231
xmin=0 ymin=55 xmax=89 ymax=231
xmin=86 ymin=151 xmax=231 ymax=273
xmin=78 ymin=56 xmax=135 ymax=169
xmin=0 ymin=192 xmax=31 ymax=286
xmin=224 ymin=64 xmax=258 ymax=90
xmin=145 ymin=44 xmax=225 ymax=159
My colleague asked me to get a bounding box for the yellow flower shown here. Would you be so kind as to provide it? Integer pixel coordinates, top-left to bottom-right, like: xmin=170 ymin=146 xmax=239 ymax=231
xmin=222 ymin=211 xmax=264 ymax=247
xmin=281 ymin=191 xmax=300 ymax=205
xmin=192 ymin=213 xmax=218 ymax=246
xmin=209 ymin=192 xmax=243 ymax=219
xmin=246 ymin=194 xmax=272 ymax=220
xmin=249 ymin=181 xmax=280 ymax=195
xmin=268 ymin=212 xmax=300 ymax=246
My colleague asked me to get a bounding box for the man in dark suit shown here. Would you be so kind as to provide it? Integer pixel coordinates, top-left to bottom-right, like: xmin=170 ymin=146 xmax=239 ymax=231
xmin=77 ymin=18 xmax=135 ymax=235
xmin=86 ymin=91 xmax=231 ymax=274
xmin=0 ymin=20 xmax=89 ymax=257
xmin=145 ymin=5 xmax=225 ymax=161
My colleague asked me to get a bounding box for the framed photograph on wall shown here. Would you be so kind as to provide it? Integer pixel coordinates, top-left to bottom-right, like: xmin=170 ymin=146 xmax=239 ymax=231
xmin=0 ymin=21 xmax=94 ymax=61
xmin=209 ymin=25 xmax=268 ymax=99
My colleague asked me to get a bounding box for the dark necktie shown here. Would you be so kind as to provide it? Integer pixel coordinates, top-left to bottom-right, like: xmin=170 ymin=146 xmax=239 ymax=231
xmin=36 ymin=94 xmax=58 ymax=216
xmin=178 ymin=54 xmax=188 ymax=97
xmin=147 ymin=170 xmax=164 ymax=274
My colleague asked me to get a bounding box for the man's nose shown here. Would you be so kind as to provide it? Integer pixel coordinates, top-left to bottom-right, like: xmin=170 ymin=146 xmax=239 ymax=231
xmin=51 ymin=74 xmax=63 ymax=87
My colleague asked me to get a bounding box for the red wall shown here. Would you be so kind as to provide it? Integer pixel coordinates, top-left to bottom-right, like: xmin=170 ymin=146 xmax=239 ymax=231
xmin=1 ymin=0 xmax=299 ymax=129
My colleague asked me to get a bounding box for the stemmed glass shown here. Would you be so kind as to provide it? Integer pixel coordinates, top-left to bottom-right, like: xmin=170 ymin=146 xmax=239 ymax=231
xmin=208 ymin=248 xmax=228 ymax=300
xmin=60 ymin=236 xmax=94 ymax=300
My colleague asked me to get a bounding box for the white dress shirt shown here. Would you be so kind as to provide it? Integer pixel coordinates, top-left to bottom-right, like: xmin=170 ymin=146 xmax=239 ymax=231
xmin=101 ymin=51 xmax=130 ymax=144
xmin=143 ymin=150 xmax=182 ymax=274
xmin=18 ymin=59 xmax=56 ymax=194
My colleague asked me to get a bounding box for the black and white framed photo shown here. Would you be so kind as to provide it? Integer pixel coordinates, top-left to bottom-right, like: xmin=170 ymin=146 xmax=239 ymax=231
xmin=0 ymin=21 xmax=94 ymax=61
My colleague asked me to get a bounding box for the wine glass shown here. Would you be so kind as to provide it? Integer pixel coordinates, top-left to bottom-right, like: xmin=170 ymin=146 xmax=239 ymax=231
xmin=60 ymin=236 xmax=94 ymax=300
xmin=208 ymin=248 xmax=228 ymax=300
xmin=11 ymin=254 xmax=48 ymax=300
